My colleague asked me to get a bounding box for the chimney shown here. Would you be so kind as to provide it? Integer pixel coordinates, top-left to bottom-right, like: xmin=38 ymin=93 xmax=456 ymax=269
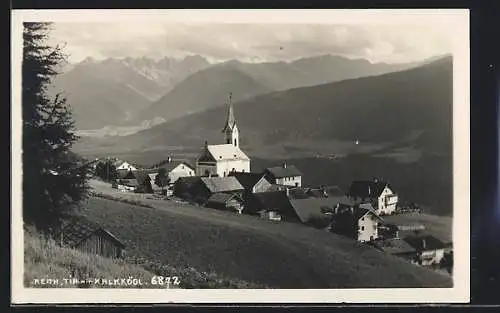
xmin=283 ymin=161 xmax=287 ymax=169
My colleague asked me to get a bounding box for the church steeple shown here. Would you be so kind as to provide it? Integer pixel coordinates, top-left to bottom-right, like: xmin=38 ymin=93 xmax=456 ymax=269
xmin=222 ymin=93 xmax=239 ymax=147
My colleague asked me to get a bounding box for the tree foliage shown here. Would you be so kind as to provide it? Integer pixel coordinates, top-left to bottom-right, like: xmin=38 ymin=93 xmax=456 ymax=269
xmin=154 ymin=168 xmax=170 ymax=190
xmin=95 ymin=160 xmax=118 ymax=182
xmin=22 ymin=23 xmax=89 ymax=234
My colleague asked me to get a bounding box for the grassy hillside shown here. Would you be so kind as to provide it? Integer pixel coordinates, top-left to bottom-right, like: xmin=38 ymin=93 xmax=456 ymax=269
xmin=78 ymin=196 xmax=452 ymax=288
xmin=24 ymin=230 xmax=156 ymax=288
xmin=25 ymin=229 xmax=263 ymax=289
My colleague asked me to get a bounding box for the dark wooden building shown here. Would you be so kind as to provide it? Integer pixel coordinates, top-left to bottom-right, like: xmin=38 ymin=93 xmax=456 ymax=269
xmin=57 ymin=217 xmax=126 ymax=259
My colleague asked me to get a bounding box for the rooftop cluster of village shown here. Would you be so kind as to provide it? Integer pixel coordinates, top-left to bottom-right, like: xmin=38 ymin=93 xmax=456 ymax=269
xmin=91 ymin=94 xmax=452 ymax=272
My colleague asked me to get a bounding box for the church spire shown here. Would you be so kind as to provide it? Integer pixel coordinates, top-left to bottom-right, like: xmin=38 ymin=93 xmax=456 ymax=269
xmin=222 ymin=92 xmax=236 ymax=133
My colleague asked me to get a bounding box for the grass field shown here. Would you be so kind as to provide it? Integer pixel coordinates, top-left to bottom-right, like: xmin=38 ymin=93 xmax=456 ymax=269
xmin=78 ymin=187 xmax=453 ymax=288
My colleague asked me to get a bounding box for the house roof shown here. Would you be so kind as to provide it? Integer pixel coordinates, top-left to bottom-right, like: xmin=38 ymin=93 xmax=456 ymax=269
xmin=58 ymin=217 xmax=125 ymax=249
xmin=288 ymin=187 xmax=310 ymax=199
xmin=289 ymin=197 xmax=346 ymax=223
xmin=175 ymin=176 xmax=202 ymax=185
xmin=403 ymin=235 xmax=446 ymax=251
xmin=158 ymin=160 xmax=195 ymax=172
xmin=207 ymin=192 xmax=241 ymax=204
xmin=347 ymin=180 xmax=391 ymax=198
xmin=354 ymin=203 xmax=383 ymax=221
xmin=374 ymin=238 xmax=416 ymax=255
xmin=251 ymin=191 xmax=299 ymax=219
xmin=200 ymin=176 xmax=244 ymax=193
xmin=264 ymin=165 xmax=302 ymax=178
xmin=205 ymin=144 xmax=250 ymax=161
xmin=228 ymin=172 xmax=268 ymax=191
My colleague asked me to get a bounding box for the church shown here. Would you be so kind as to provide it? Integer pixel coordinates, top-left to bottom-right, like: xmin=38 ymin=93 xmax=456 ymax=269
xmin=196 ymin=93 xmax=251 ymax=177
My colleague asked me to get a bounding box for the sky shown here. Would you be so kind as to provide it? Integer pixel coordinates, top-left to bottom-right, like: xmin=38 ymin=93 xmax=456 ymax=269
xmin=48 ymin=22 xmax=452 ymax=64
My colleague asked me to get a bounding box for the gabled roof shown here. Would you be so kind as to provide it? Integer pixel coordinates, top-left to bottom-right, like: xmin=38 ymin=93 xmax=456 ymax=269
xmin=158 ymin=160 xmax=195 ymax=172
xmin=290 ymin=197 xmax=345 ymax=223
xmin=347 ymin=180 xmax=392 ymax=198
xmin=207 ymin=192 xmax=241 ymax=205
xmin=288 ymin=187 xmax=310 ymax=199
xmin=58 ymin=217 xmax=125 ymax=249
xmin=374 ymin=238 xmax=416 ymax=255
xmin=205 ymin=144 xmax=250 ymax=161
xmin=228 ymin=172 xmax=268 ymax=191
xmin=251 ymin=191 xmax=299 ymax=219
xmin=200 ymin=176 xmax=244 ymax=193
xmin=403 ymin=235 xmax=446 ymax=251
xmin=264 ymin=165 xmax=302 ymax=178
xmin=354 ymin=203 xmax=383 ymax=221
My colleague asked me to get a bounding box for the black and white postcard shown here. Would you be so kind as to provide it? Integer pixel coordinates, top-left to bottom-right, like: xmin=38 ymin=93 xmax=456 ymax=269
xmin=11 ymin=9 xmax=470 ymax=304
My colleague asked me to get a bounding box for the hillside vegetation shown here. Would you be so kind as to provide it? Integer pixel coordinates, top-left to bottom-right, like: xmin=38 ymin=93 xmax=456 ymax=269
xmin=24 ymin=229 xmax=264 ymax=288
xmin=78 ymin=196 xmax=452 ymax=288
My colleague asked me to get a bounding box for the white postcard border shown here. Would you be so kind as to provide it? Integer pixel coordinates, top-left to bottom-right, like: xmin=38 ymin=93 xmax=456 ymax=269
xmin=11 ymin=9 xmax=470 ymax=304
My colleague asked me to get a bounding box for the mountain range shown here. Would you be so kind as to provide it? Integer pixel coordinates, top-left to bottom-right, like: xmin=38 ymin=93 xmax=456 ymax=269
xmin=52 ymin=54 xmax=434 ymax=130
xmin=74 ymin=55 xmax=452 ymax=161
xmin=48 ymin=55 xmax=211 ymax=129
xmin=131 ymin=54 xmax=423 ymax=125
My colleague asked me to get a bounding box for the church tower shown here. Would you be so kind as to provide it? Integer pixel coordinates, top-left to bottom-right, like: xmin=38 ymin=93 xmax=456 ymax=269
xmin=222 ymin=93 xmax=239 ymax=147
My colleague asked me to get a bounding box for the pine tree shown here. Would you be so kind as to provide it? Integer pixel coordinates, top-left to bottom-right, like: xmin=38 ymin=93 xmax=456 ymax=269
xmin=154 ymin=168 xmax=170 ymax=192
xmin=22 ymin=23 xmax=89 ymax=234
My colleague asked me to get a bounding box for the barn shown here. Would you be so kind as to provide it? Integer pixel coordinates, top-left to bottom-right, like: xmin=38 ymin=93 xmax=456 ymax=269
xmin=57 ymin=217 xmax=126 ymax=259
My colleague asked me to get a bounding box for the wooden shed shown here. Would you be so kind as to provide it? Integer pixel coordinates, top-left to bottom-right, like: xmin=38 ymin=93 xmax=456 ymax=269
xmin=57 ymin=217 xmax=126 ymax=259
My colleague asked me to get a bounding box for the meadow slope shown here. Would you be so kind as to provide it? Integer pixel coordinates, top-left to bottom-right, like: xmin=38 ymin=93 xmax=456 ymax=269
xmin=80 ymin=196 xmax=453 ymax=288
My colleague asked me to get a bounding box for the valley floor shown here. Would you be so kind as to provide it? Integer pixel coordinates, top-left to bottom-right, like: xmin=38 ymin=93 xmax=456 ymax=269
xmin=81 ymin=179 xmax=453 ymax=288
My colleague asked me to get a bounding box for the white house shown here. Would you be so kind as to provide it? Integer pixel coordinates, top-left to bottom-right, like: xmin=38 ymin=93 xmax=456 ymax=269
xmin=403 ymin=235 xmax=446 ymax=266
xmin=356 ymin=204 xmax=383 ymax=242
xmin=264 ymin=162 xmax=302 ymax=187
xmin=196 ymin=93 xmax=250 ymax=177
xmin=329 ymin=203 xmax=383 ymax=243
xmin=114 ymin=160 xmax=137 ymax=172
xmin=347 ymin=179 xmax=399 ymax=215
xmin=157 ymin=158 xmax=195 ymax=185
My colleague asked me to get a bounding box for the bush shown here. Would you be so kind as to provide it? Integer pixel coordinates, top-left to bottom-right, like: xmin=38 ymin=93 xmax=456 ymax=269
xmin=305 ymin=215 xmax=332 ymax=229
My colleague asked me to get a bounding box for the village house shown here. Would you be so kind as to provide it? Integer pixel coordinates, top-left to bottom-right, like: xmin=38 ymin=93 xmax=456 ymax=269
xmin=196 ymin=94 xmax=250 ymax=177
xmin=57 ymin=217 xmax=126 ymax=259
xmin=114 ymin=160 xmax=137 ymax=172
xmin=205 ymin=193 xmax=245 ymax=214
xmin=347 ymin=179 xmax=399 ymax=215
xmin=245 ymin=191 xmax=301 ymax=222
xmin=156 ymin=157 xmax=195 ymax=185
xmin=403 ymin=235 xmax=446 ymax=266
xmin=329 ymin=203 xmax=383 ymax=242
xmin=374 ymin=235 xmax=447 ymax=267
xmin=263 ymin=162 xmax=302 ymax=187
xmin=228 ymin=172 xmax=272 ymax=200
xmin=289 ymin=192 xmax=354 ymax=226
xmin=173 ymin=176 xmax=244 ymax=204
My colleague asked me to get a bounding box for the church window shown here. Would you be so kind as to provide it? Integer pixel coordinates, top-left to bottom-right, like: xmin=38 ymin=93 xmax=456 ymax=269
xmin=234 ymin=139 xmax=237 ymax=146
